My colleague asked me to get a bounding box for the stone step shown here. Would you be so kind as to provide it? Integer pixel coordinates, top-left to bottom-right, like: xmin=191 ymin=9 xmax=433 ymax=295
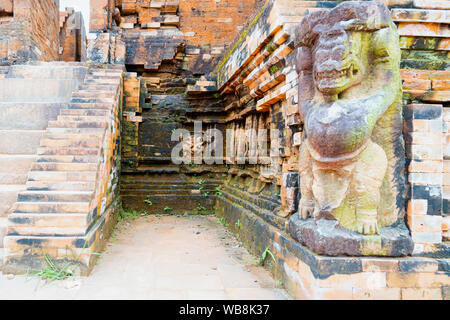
xmin=42 ymin=132 xmax=104 ymax=141
xmin=79 ymin=85 xmax=118 ymax=91
xmin=36 ymin=155 xmax=100 ymax=163
xmin=221 ymin=184 xmax=279 ymax=212
xmin=60 ymin=109 xmax=109 ymax=116
xmin=88 ymin=73 xmax=122 ymax=78
xmin=27 ymin=171 xmax=96 ymax=182
xmin=8 ymin=213 xmax=88 ymax=236
xmin=289 ymin=1 xmax=339 ymax=8
xmin=72 ymin=92 xmax=116 ymax=99
xmin=31 ymin=162 xmax=98 ymax=172
xmin=0 ymin=172 xmax=28 ymax=185
xmin=26 ymin=181 xmax=96 ymax=191
xmin=89 ymin=67 xmax=123 ymax=72
xmin=0 ymin=185 xmax=27 ymax=217
xmin=72 ymin=90 xmax=116 ymax=101
xmin=40 ymin=138 xmax=102 ymax=148
xmin=0 ymin=155 xmax=37 ymax=174
xmin=0 ymin=103 xmax=66 ymax=130
xmin=3 ymin=232 xmax=96 ymax=265
xmin=57 ymin=115 xmax=107 ymax=122
xmin=0 ymin=217 xmax=7 ymax=247
xmin=45 ymin=127 xmax=106 ymax=134
xmin=18 ymin=190 xmax=93 ymax=202
xmin=69 ymin=103 xmax=112 ymax=110
xmin=29 ymin=61 xmax=86 ymax=66
xmin=85 ymin=75 xmax=122 ymax=81
xmin=37 ymin=147 xmax=100 ymax=156
xmin=8 ymin=65 xmax=88 ymax=80
xmin=13 ymin=201 xmax=91 ymax=214
xmin=47 ymin=120 xmax=107 ymax=129
xmin=0 ymin=66 xmax=9 ymax=75
xmin=85 ymin=78 xmax=121 ymax=83
xmin=0 ymin=79 xmax=77 ymax=102
xmin=0 ymin=130 xmax=44 ymax=154
xmin=71 ymin=97 xmax=115 ymax=104
xmin=90 ymin=69 xmax=123 ymax=74
xmin=84 ymin=79 xmax=120 ymax=85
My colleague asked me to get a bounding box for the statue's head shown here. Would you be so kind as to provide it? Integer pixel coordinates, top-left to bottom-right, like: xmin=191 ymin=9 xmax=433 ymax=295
xmin=296 ymin=1 xmax=396 ymax=99
xmin=313 ymin=27 xmax=364 ymax=96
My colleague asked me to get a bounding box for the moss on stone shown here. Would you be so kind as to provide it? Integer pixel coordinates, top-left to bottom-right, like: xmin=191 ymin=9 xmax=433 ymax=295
xmin=216 ymin=0 xmax=270 ymax=76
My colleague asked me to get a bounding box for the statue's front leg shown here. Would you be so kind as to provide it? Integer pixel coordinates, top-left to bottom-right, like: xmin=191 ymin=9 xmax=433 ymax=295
xmin=298 ymin=143 xmax=315 ymax=219
xmin=353 ymin=141 xmax=388 ymax=235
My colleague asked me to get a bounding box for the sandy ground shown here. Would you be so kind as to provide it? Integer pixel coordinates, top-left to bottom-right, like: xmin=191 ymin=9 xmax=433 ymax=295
xmin=0 ymin=215 xmax=290 ymax=300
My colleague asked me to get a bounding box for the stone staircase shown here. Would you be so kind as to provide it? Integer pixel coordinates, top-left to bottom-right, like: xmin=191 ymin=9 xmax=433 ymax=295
xmin=0 ymin=63 xmax=87 ymax=260
xmin=2 ymin=65 xmax=123 ymax=274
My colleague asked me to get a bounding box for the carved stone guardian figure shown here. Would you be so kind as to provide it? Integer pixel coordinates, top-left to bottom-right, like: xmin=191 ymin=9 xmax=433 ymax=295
xmin=287 ymin=1 xmax=414 ymax=256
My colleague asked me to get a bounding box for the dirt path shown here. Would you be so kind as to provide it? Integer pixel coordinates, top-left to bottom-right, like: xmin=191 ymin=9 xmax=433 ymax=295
xmin=0 ymin=215 xmax=290 ymax=300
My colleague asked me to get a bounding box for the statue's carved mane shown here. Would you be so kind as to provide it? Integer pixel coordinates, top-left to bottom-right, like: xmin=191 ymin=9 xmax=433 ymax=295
xmin=295 ymin=2 xmax=391 ymax=48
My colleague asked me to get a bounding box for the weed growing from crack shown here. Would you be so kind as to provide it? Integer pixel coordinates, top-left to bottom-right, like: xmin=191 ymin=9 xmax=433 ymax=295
xmin=259 ymin=246 xmax=276 ymax=266
xmin=30 ymin=254 xmax=75 ymax=283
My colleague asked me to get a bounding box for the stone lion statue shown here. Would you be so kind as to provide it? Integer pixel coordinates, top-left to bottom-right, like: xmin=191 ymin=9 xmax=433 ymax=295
xmin=295 ymin=1 xmax=405 ymax=235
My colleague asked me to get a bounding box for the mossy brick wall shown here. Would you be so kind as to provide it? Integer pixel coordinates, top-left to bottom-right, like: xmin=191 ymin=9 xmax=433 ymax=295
xmin=121 ymin=72 xmax=141 ymax=171
xmin=92 ymin=72 xmax=123 ymax=222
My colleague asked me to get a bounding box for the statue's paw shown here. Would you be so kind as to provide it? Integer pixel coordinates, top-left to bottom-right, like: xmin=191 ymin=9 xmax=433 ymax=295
xmin=356 ymin=218 xmax=380 ymax=235
xmin=356 ymin=209 xmax=380 ymax=235
xmin=299 ymin=199 xmax=315 ymax=220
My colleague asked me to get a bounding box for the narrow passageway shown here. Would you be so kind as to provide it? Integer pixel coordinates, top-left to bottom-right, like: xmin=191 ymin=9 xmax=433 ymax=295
xmin=0 ymin=216 xmax=290 ymax=300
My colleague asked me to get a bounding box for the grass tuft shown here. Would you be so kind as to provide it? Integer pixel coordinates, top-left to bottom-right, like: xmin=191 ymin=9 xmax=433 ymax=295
xmin=30 ymin=254 xmax=75 ymax=283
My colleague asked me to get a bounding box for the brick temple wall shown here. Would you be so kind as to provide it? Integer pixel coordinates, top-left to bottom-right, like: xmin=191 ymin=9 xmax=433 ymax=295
xmin=0 ymin=0 xmax=60 ymax=65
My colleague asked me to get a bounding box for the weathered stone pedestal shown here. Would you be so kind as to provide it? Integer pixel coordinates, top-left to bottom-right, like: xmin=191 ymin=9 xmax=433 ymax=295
xmin=287 ymin=215 xmax=414 ymax=257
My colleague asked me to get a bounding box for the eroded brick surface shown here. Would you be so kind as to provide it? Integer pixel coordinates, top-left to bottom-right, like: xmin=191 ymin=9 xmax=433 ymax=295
xmin=0 ymin=0 xmax=60 ymax=65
